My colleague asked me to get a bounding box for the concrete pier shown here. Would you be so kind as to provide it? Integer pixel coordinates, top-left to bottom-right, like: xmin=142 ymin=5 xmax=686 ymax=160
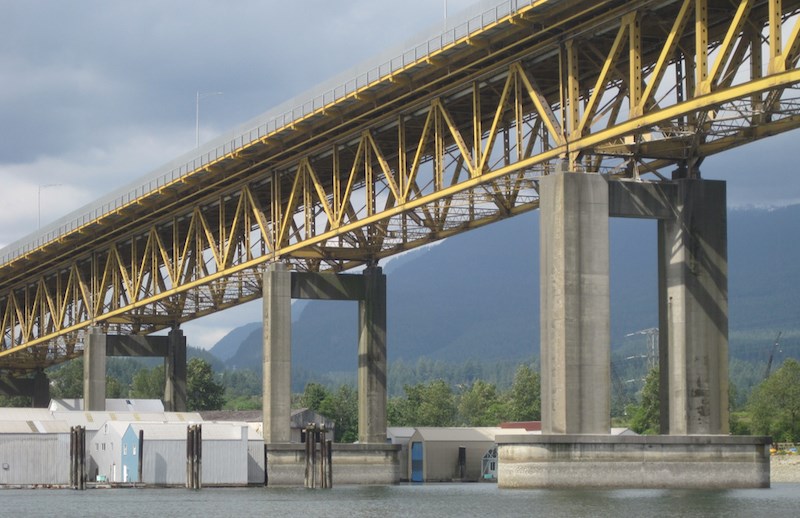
xmin=262 ymin=263 xmax=391 ymax=484
xmin=84 ymin=327 xmax=107 ymax=411
xmin=265 ymin=443 xmax=400 ymax=486
xmin=358 ymin=267 xmax=388 ymax=444
xmin=263 ymin=262 xmax=293 ymax=444
xmin=539 ymin=172 xmax=610 ymax=434
xmin=659 ymin=180 xmax=729 ymax=434
xmin=499 ymin=174 xmax=767 ymax=489
xmin=83 ymin=328 xmax=189 ymax=412
xmin=164 ymin=328 xmax=187 ymax=412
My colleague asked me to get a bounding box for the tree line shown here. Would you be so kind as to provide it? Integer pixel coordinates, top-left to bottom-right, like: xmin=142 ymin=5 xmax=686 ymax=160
xmin=3 ymin=352 xmax=797 ymax=444
xmin=296 ymin=365 xmax=540 ymax=442
xmin=25 ymin=357 xmax=226 ymax=411
xmin=624 ymin=358 xmax=800 ymax=442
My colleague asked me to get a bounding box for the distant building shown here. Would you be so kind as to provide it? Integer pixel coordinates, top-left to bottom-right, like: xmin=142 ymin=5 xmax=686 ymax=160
xmin=387 ymin=427 xmax=416 ymax=482
xmin=407 ymin=427 xmax=532 ymax=483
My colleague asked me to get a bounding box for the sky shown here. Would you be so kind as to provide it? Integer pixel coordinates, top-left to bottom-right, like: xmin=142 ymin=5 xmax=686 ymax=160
xmin=2 ymin=0 xmax=799 ymax=349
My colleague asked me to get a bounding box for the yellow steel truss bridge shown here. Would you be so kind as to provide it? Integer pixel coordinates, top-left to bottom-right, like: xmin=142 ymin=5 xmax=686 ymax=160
xmin=2 ymin=0 xmax=800 ymax=371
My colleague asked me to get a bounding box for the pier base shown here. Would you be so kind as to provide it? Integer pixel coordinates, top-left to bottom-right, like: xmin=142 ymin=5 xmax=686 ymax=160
xmin=265 ymin=443 xmax=400 ymax=486
xmin=497 ymin=435 xmax=770 ymax=489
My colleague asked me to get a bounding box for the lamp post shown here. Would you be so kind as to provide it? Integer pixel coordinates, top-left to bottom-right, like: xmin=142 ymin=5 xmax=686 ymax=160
xmin=38 ymin=183 xmax=61 ymax=229
xmin=195 ymin=91 xmax=223 ymax=148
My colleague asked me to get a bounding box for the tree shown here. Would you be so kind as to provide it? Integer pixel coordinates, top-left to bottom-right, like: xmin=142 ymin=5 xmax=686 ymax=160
xmin=130 ymin=365 xmax=165 ymax=399
xmin=389 ymin=380 xmax=457 ymax=427
xmin=748 ymin=358 xmax=800 ymax=442
xmin=627 ymin=367 xmax=660 ymax=435
xmin=457 ymin=380 xmax=506 ymax=426
xmin=48 ymin=358 xmax=85 ymax=399
xmin=299 ymin=382 xmax=330 ymax=411
xmin=507 ymin=364 xmax=541 ymax=422
xmin=318 ymin=385 xmax=358 ymax=442
xmin=187 ymin=358 xmax=225 ymax=411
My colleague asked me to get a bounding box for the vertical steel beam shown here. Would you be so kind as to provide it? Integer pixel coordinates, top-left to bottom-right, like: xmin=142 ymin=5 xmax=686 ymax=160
xmin=769 ymin=0 xmax=784 ymax=73
xmin=629 ymin=12 xmax=643 ymax=114
xmin=695 ymin=0 xmax=709 ymax=96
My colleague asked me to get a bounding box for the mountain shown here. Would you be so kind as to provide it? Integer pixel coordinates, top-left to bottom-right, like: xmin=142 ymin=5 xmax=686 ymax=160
xmin=209 ymin=322 xmax=261 ymax=362
xmin=217 ymin=204 xmax=800 ymax=375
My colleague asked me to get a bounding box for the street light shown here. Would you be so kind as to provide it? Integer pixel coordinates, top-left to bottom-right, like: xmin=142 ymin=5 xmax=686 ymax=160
xmin=38 ymin=183 xmax=61 ymax=229
xmin=196 ymin=90 xmax=223 ymax=148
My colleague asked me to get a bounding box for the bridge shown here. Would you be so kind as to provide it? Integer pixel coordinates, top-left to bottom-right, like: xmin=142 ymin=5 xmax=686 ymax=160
xmin=0 ymin=0 xmax=796 ymax=487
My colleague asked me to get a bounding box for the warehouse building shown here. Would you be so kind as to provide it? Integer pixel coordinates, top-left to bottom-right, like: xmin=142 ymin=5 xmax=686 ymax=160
xmin=88 ymin=421 xmax=249 ymax=486
xmin=0 ymin=419 xmax=71 ymax=486
xmin=407 ymin=427 xmax=535 ymax=483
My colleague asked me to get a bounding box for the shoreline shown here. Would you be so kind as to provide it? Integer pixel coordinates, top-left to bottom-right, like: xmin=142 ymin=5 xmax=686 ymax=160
xmin=770 ymin=455 xmax=800 ymax=483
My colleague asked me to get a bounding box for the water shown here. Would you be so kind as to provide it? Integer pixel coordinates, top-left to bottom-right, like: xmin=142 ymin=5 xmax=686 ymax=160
xmin=1 ymin=483 xmax=797 ymax=517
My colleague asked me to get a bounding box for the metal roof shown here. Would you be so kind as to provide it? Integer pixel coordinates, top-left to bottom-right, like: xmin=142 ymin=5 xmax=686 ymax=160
xmin=0 ymin=0 xmax=553 ymax=265
xmin=51 ymin=410 xmax=203 ymax=430
xmin=128 ymin=422 xmax=245 ymax=441
xmin=0 ymin=419 xmax=70 ymax=434
xmin=0 ymin=408 xmax=53 ymax=422
xmin=49 ymin=398 xmax=165 ymax=412
xmin=411 ymin=427 xmax=505 ymax=442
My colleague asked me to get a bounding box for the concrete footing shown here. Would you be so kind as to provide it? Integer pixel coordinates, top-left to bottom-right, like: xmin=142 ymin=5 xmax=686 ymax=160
xmin=497 ymin=434 xmax=771 ymax=489
xmin=265 ymin=443 xmax=400 ymax=486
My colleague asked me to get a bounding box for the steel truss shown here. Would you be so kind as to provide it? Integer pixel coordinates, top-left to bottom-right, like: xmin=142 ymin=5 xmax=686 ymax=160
xmin=3 ymin=0 xmax=800 ymax=370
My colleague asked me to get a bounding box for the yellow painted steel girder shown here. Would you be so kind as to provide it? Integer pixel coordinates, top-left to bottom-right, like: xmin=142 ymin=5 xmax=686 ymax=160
xmin=3 ymin=0 xmax=800 ymax=371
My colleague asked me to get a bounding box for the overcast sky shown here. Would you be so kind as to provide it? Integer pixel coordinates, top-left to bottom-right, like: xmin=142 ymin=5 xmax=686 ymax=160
xmin=2 ymin=1 xmax=798 ymax=349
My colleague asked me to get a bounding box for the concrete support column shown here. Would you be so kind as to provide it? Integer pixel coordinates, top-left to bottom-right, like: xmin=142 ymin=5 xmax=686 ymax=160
xmin=83 ymin=327 xmax=107 ymax=411
xmin=263 ymin=263 xmax=292 ymax=443
xmin=358 ymin=267 xmax=387 ymax=444
xmin=32 ymin=369 xmax=50 ymax=408
xmin=164 ymin=328 xmax=187 ymax=412
xmin=659 ymin=179 xmax=729 ymax=435
xmin=540 ymin=172 xmax=611 ymax=434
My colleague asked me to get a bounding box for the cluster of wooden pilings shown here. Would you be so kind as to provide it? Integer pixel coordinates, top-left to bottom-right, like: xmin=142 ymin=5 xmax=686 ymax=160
xmin=69 ymin=426 xmax=86 ymax=490
xmin=304 ymin=424 xmax=332 ymax=489
xmin=186 ymin=424 xmax=202 ymax=489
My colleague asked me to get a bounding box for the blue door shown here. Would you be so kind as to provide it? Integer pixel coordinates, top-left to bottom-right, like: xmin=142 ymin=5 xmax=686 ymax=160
xmin=411 ymin=442 xmax=423 ymax=482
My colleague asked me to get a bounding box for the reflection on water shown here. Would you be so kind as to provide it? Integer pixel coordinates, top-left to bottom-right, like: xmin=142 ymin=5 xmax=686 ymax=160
xmin=1 ymin=483 xmax=798 ymax=518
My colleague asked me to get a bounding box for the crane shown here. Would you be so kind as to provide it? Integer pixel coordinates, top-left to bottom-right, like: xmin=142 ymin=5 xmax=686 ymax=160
xmin=763 ymin=332 xmax=783 ymax=380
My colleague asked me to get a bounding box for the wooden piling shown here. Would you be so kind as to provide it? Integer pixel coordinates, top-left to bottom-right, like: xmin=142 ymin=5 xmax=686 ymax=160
xmin=69 ymin=426 xmax=75 ymax=488
xmin=137 ymin=429 xmax=144 ymax=484
xmin=79 ymin=426 xmax=85 ymax=490
xmin=186 ymin=425 xmax=194 ymax=489
xmin=326 ymin=439 xmax=333 ymax=489
xmin=186 ymin=425 xmax=202 ymax=489
xmin=196 ymin=425 xmax=202 ymax=490
xmin=304 ymin=424 xmax=312 ymax=488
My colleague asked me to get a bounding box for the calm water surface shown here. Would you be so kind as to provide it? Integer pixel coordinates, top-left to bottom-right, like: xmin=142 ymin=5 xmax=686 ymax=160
xmin=2 ymin=483 xmax=798 ymax=517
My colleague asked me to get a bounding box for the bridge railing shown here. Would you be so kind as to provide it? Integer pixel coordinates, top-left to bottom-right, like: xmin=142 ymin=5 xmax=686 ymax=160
xmin=0 ymin=0 xmax=544 ymax=266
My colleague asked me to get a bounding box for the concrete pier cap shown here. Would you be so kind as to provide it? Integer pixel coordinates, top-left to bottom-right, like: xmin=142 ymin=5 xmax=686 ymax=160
xmin=496 ymin=434 xmax=771 ymax=489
